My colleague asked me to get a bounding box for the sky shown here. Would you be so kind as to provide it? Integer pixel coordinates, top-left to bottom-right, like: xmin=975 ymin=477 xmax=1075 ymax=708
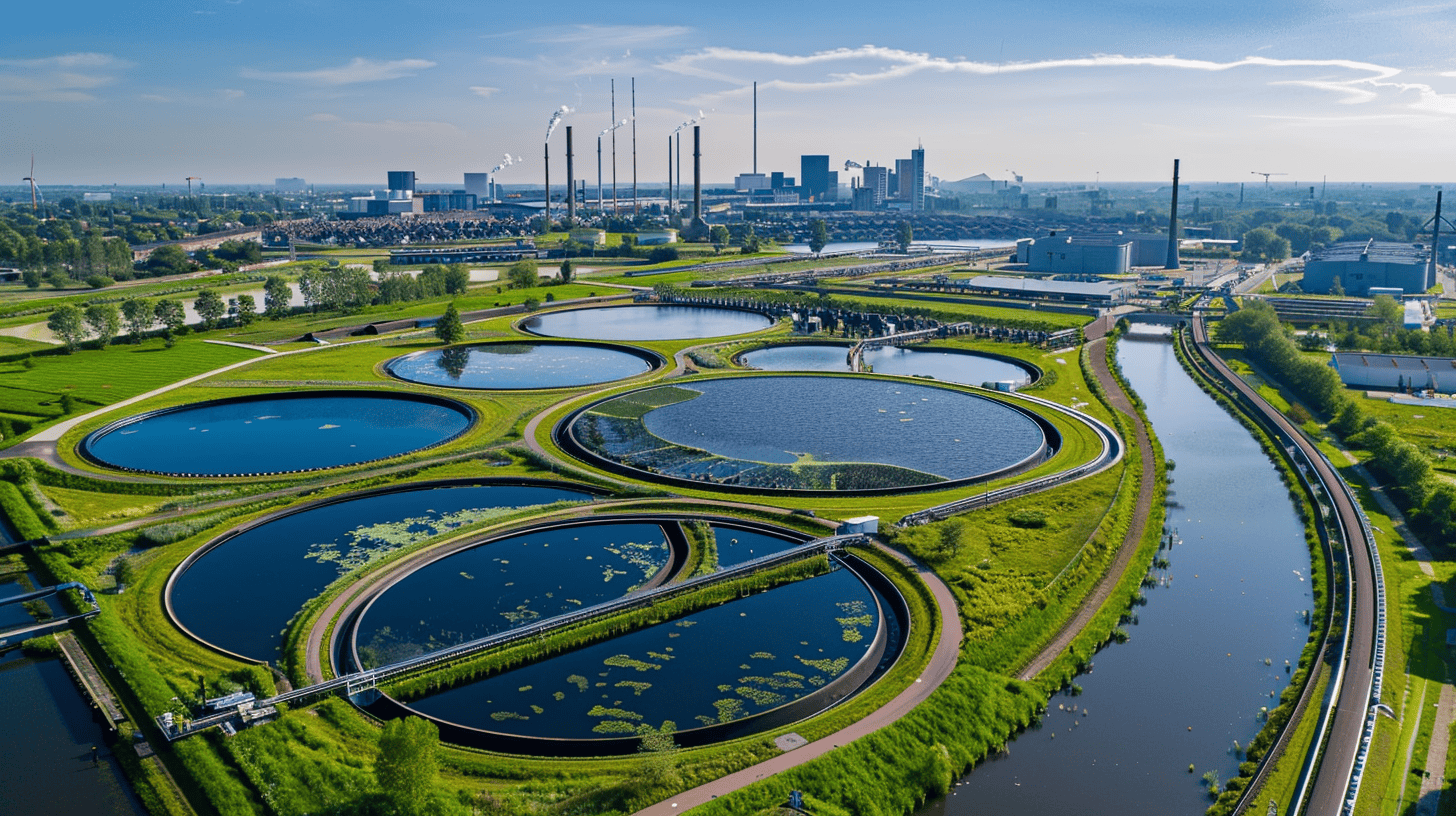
xmin=4 ymin=0 xmax=1456 ymax=186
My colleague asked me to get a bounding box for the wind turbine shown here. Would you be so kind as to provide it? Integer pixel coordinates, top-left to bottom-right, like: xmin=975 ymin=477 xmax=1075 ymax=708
xmin=22 ymin=155 xmax=38 ymax=213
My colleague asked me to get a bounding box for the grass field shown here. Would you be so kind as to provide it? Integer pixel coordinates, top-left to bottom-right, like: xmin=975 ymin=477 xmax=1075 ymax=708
xmin=0 ymin=338 xmax=262 ymax=446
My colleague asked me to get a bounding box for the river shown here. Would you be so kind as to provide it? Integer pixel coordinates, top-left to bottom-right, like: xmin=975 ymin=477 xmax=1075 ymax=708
xmin=918 ymin=327 xmax=1315 ymax=815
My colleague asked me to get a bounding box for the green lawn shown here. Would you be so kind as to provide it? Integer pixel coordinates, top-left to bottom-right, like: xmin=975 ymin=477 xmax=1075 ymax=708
xmin=0 ymin=338 xmax=262 ymax=445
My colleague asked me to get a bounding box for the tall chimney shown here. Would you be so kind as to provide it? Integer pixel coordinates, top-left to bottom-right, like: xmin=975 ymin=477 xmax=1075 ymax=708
xmin=693 ymin=125 xmax=702 ymax=223
xmin=565 ymin=126 xmax=575 ymax=224
xmin=611 ymin=79 xmax=618 ymax=215
xmin=667 ymin=137 xmax=673 ymax=216
xmin=753 ymin=80 xmax=758 ymax=175
xmin=1165 ymin=158 xmax=1180 ymax=270
xmin=543 ymin=142 xmax=550 ymax=229
xmin=1431 ymin=190 xmax=1444 ymax=289
xmin=597 ymin=136 xmax=603 ymax=212
xmin=631 ymin=77 xmax=638 ymax=215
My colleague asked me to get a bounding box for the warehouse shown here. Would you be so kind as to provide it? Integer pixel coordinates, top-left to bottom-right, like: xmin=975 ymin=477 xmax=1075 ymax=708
xmin=1330 ymin=352 xmax=1456 ymax=392
xmin=1303 ymin=240 xmax=1433 ymax=296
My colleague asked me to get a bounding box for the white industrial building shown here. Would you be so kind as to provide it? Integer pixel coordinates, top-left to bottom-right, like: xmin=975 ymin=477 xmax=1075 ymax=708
xmin=1330 ymin=352 xmax=1456 ymax=392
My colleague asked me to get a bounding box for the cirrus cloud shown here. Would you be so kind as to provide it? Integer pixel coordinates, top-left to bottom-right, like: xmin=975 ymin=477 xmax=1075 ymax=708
xmin=0 ymin=52 xmax=130 ymax=102
xmin=241 ymin=57 xmax=436 ymax=86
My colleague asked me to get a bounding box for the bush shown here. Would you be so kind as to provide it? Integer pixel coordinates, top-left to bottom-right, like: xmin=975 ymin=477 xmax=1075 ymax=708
xmin=1007 ymin=509 xmax=1048 ymax=529
xmin=648 ymin=246 xmax=680 ymax=264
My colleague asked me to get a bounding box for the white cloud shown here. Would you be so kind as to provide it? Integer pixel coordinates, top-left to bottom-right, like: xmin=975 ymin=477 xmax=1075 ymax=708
xmin=241 ymin=57 xmax=435 ymax=86
xmin=219 ymin=88 xmax=245 ymax=100
xmin=469 ymin=86 xmax=501 ymax=97
xmin=307 ymin=113 xmax=341 ymax=122
xmin=525 ymin=24 xmax=690 ymax=47
xmin=659 ymin=45 xmax=1456 ymax=120
xmin=0 ymin=52 xmax=129 ymax=102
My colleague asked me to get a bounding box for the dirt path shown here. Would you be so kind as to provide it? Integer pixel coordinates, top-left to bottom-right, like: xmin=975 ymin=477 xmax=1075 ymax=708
xmin=1016 ymin=316 xmax=1156 ymax=680
xmin=633 ymin=542 xmax=963 ymax=816
xmin=1418 ymin=682 xmax=1456 ymax=815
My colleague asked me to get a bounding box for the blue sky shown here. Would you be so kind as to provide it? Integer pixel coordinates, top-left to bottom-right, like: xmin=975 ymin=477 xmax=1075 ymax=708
xmin=5 ymin=0 xmax=1456 ymax=185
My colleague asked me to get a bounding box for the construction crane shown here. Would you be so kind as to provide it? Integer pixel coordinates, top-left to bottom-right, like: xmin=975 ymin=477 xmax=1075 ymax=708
xmin=1006 ymin=169 xmax=1023 ymax=183
xmin=185 ymin=176 xmax=201 ymax=197
xmin=22 ymin=155 xmax=38 ymax=213
xmin=844 ymin=160 xmax=863 ymax=171
xmin=1251 ymin=171 xmax=1286 ymax=189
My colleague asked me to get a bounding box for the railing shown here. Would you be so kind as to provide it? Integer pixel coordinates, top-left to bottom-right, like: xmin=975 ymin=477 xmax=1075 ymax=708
xmin=898 ymin=391 xmax=1122 ymax=526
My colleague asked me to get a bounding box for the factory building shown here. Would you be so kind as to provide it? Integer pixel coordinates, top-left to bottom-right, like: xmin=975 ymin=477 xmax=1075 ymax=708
xmin=1330 ymin=352 xmax=1456 ymax=392
xmin=927 ymin=274 xmax=1135 ymax=305
xmin=1016 ymin=230 xmax=1171 ymax=275
xmin=1302 ymin=240 xmax=1433 ymax=296
xmin=801 ymin=155 xmax=831 ymax=202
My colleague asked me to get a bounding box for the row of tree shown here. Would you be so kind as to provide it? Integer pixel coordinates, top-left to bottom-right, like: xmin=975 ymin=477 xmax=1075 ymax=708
xmin=1215 ymin=301 xmax=1454 ymax=542
xmin=45 ymin=275 xmax=293 ymax=352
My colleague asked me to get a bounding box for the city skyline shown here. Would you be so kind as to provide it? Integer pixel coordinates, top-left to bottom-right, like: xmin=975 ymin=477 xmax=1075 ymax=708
xmin=5 ymin=0 xmax=1456 ymax=186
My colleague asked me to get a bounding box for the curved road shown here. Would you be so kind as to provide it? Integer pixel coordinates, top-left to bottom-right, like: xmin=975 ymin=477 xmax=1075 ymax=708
xmin=1190 ymin=313 xmax=1376 ymax=815
xmin=633 ymin=542 xmax=963 ymax=816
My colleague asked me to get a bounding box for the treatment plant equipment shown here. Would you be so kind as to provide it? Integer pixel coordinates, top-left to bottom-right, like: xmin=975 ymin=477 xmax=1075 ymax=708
xmin=156 ymin=533 xmax=868 ymax=742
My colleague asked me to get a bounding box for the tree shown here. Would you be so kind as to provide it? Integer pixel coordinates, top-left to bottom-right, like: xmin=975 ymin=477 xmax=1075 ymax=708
xmin=84 ymin=303 xmax=121 ymax=348
xmin=443 ymin=264 xmax=470 ymax=295
xmin=648 ymin=246 xmax=679 ymax=264
xmin=896 ymin=220 xmax=913 ymax=252
xmin=194 ymin=289 xmax=225 ymax=330
xmin=375 ymin=717 xmax=439 ymax=816
xmin=559 ymin=257 xmax=574 ymax=283
xmin=153 ymin=299 xmax=186 ymax=346
xmin=235 ymin=293 xmax=257 ymax=326
xmin=1329 ymin=276 xmax=1344 ymax=298
xmin=709 ymin=224 xmax=730 ymax=250
xmin=934 ymin=518 xmax=963 ymax=560
xmin=144 ymin=244 xmax=195 ymax=276
xmin=21 ymin=269 xmax=41 ymax=289
xmin=1368 ymin=294 xmax=1402 ymax=327
xmin=1239 ymin=227 xmax=1291 ymax=264
xmin=121 ymin=298 xmax=153 ymax=342
xmin=808 ymin=219 xmax=829 ymax=254
xmin=263 ymin=275 xmax=291 ymax=319
xmin=435 ymin=303 xmax=465 ymax=344
xmin=506 ymin=260 xmax=538 ymax=290
xmin=47 ymin=304 xmax=87 ymax=353
xmin=634 ymin=722 xmax=681 ymax=794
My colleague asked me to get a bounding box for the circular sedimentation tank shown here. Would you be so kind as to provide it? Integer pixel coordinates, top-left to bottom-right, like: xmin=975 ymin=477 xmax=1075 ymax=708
xmin=559 ymin=374 xmax=1054 ymax=494
xmin=341 ymin=517 xmax=906 ymax=755
xmin=742 ymin=342 xmax=1038 ymax=387
xmin=166 ymin=481 xmax=595 ymax=663
xmin=519 ymin=304 xmax=774 ymax=341
xmin=80 ymin=390 xmax=475 ymax=477
xmin=384 ymin=341 xmax=660 ymax=390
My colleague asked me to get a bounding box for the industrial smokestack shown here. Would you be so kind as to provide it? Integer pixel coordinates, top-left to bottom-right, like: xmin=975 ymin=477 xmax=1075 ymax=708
xmin=566 ymin=126 xmax=575 ymax=224
xmin=753 ymin=80 xmax=758 ymax=175
xmin=597 ymin=137 xmax=603 ymax=212
xmin=693 ymin=125 xmax=702 ymax=223
xmin=667 ymin=137 xmax=673 ymax=216
xmin=1165 ymin=159 xmax=1180 ymax=270
xmin=1432 ymin=190 xmax=1444 ymax=289
xmin=543 ymin=142 xmax=550 ymax=229
xmin=632 ymin=77 xmax=638 ymax=215
xmin=611 ymin=79 xmax=618 ymax=215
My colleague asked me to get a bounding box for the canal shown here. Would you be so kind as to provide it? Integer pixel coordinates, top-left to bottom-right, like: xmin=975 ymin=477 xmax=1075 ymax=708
xmin=919 ymin=327 xmax=1316 ymax=815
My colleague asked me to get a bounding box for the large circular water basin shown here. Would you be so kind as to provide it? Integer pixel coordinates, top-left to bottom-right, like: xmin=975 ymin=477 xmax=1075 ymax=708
xmin=386 ymin=342 xmax=657 ymax=390
xmin=743 ymin=343 xmax=1035 ymax=387
xmin=168 ymin=482 xmax=593 ymax=662
xmin=352 ymin=520 xmax=675 ymax=668
xmin=82 ymin=391 xmax=474 ymax=476
xmin=521 ymin=305 xmax=773 ymax=341
xmin=563 ymin=375 xmax=1052 ymax=493
xmin=387 ymin=566 xmax=887 ymax=750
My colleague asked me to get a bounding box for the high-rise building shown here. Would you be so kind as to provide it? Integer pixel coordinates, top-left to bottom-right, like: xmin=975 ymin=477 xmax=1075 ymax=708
xmin=894 ymin=159 xmax=914 ymax=201
xmin=800 ymin=155 xmax=830 ymax=202
xmin=910 ymin=148 xmax=925 ymax=211
xmin=463 ymin=173 xmax=489 ymax=203
xmin=387 ymin=171 xmax=416 ymax=194
xmin=861 ymin=166 xmax=889 ymax=207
